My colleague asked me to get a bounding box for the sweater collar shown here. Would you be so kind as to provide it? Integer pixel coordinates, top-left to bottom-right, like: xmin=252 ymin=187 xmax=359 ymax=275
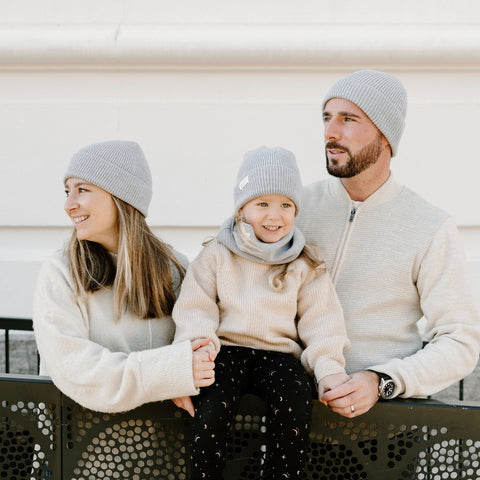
xmin=328 ymin=174 xmax=403 ymax=208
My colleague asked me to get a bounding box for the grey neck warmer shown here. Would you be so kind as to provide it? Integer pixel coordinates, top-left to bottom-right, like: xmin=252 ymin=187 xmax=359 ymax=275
xmin=217 ymin=216 xmax=305 ymax=265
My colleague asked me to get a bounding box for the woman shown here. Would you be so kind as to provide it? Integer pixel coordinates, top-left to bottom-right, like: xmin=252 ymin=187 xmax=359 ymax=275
xmin=33 ymin=140 xmax=214 ymax=413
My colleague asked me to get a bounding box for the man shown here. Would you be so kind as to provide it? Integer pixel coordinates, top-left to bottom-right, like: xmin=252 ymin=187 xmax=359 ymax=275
xmin=297 ymin=69 xmax=480 ymax=417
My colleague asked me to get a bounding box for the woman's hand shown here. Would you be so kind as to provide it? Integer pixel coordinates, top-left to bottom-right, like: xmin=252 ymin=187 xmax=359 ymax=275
xmin=172 ymin=396 xmax=195 ymax=417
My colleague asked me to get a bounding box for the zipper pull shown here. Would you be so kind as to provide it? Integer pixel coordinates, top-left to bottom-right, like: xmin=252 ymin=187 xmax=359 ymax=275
xmin=349 ymin=207 xmax=357 ymax=222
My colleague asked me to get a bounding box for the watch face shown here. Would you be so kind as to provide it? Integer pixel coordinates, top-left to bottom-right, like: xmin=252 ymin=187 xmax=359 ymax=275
xmin=381 ymin=380 xmax=395 ymax=399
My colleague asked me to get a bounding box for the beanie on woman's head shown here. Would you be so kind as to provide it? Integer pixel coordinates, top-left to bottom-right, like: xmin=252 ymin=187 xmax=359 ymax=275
xmin=234 ymin=146 xmax=302 ymax=215
xmin=64 ymin=140 xmax=153 ymax=217
xmin=322 ymin=70 xmax=407 ymax=156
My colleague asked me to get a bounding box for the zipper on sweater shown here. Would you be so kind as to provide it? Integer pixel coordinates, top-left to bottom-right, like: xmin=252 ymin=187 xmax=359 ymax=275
xmin=331 ymin=203 xmax=359 ymax=283
xmin=349 ymin=207 xmax=357 ymax=222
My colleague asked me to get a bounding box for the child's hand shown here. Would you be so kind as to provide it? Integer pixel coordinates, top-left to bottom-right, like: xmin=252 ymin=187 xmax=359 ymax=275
xmin=317 ymin=372 xmax=351 ymax=402
xmin=191 ymin=338 xmax=216 ymax=389
xmin=195 ymin=342 xmax=217 ymax=361
xmin=172 ymin=396 xmax=195 ymax=417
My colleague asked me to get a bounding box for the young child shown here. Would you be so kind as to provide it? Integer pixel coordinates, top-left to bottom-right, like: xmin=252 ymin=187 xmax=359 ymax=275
xmin=172 ymin=146 xmax=350 ymax=480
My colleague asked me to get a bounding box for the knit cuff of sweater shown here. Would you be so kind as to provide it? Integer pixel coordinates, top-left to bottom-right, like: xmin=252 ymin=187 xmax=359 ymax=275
xmin=314 ymin=362 xmax=347 ymax=384
xmin=139 ymin=340 xmax=199 ymax=402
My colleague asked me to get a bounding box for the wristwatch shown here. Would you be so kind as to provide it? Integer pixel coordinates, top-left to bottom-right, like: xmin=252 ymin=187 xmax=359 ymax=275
xmin=373 ymin=371 xmax=396 ymax=399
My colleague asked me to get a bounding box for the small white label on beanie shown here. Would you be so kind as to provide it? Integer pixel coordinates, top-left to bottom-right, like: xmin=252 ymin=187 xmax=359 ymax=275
xmin=239 ymin=176 xmax=249 ymax=190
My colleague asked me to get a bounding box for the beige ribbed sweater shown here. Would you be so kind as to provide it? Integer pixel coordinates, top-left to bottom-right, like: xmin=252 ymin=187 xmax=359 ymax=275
xmin=297 ymin=175 xmax=480 ymax=398
xmin=173 ymin=240 xmax=350 ymax=382
xmin=33 ymin=250 xmax=197 ymax=413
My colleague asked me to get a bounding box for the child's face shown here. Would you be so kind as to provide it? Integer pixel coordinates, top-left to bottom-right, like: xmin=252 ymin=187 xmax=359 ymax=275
xmin=240 ymin=194 xmax=296 ymax=243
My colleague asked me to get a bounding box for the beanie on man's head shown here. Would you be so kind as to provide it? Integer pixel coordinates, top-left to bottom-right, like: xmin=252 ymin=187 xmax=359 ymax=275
xmin=234 ymin=146 xmax=302 ymax=215
xmin=64 ymin=140 xmax=153 ymax=217
xmin=322 ymin=70 xmax=407 ymax=156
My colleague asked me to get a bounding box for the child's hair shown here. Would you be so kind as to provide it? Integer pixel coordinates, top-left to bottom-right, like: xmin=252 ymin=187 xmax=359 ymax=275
xmin=269 ymin=244 xmax=326 ymax=291
xmin=67 ymin=196 xmax=185 ymax=320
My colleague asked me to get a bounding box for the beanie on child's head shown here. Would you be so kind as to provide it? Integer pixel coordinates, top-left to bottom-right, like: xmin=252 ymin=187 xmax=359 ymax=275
xmin=233 ymin=146 xmax=302 ymax=215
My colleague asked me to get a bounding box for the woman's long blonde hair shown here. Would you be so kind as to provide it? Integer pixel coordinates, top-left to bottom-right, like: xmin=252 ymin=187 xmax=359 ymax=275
xmin=67 ymin=197 xmax=185 ymax=319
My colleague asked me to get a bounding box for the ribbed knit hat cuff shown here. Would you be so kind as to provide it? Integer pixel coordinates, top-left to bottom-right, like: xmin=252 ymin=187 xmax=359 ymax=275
xmin=324 ymin=87 xmax=404 ymax=156
xmin=66 ymin=159 xmax=151 ymax=216
xmin=322 ymin=70 xmax=407 ymax=157
xmin=64 ymin=141 xmax=153 ymax=217
xmin=233 ymin=146 xmax=303 ymax=215
xmin=234 ymin=163 xmax=302 ymax=214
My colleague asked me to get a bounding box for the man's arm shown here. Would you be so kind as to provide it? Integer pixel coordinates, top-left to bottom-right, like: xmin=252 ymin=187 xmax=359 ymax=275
xmin=369 ymin=218 xmax=480 ymax=398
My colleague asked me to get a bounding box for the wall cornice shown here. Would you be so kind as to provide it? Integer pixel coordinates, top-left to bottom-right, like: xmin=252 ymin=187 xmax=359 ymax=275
xmin=1 ymin=23 xmax=479 ymax=70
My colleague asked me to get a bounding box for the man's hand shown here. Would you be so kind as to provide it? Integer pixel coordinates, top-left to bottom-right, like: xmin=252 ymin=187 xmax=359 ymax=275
xmin=320 ymin=370 xmax=379 ymax=417
xmin=191 ymin=338 xmax=216 ymax=389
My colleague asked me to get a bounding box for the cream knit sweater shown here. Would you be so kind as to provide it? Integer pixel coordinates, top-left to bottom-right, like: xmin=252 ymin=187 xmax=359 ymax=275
xmin=33 ymin=250 xmax=197 ymax=413
xmin=297 ymin=175 xmax=480 ymax=398
xmin=173 ymin=240 xmax=350 ymax=382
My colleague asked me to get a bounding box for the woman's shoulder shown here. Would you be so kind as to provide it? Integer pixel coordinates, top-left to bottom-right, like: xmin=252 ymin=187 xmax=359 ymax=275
xmin=35 ymin=248 xmax=76 ymax=298
xmin=40 ymin=248 xmax=70 ymax=276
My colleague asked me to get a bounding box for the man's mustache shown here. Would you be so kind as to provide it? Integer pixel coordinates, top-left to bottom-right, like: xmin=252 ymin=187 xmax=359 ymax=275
xmin=325 ymin=142 xmax=351 ymax=156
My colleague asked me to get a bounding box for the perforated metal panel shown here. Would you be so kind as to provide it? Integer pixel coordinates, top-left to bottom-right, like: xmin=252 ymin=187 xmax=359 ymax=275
xmin=308 ymin=400 xmax=480 ymax=480
xmin=0 ymin=375 xmax=61 ymax=480
xmin=1 ymin=376 xmax=480 ymax=480
xmin=62 ymin=399 xmax=191 ymax=480
xmin=62 ymin=394 xmax=269 ymax=480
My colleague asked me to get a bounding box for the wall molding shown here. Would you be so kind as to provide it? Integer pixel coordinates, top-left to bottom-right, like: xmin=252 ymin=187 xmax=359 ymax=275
xmin=1 ymin=23 xmax=480 ymax=70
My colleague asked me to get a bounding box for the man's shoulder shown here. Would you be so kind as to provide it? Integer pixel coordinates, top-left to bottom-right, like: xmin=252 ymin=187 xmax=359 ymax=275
xmin=301 ymin=179 xmax=330 ymax=205
xmin=398 ymin=185 xmax=450 ymax=226
xmin=302 ymin=178 xmax=329 ymax=194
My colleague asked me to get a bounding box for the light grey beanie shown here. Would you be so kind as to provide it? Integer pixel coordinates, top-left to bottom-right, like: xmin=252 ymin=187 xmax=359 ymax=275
xmin=322 ymin=70 xmax=407 ymax=156
xmin=64 ymin=140 xmax=152 ymax=217
xmin=234 ymin=146 xmax=302 ymax=214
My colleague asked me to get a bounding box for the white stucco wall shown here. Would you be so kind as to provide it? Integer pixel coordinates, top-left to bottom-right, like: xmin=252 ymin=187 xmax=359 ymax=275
xmin=1 ymin=1 xmax=479 ymax=317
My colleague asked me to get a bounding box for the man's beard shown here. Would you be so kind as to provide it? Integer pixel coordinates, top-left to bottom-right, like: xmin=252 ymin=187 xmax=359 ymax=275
xmin=325 ymin=134 xmax=384 ymax=178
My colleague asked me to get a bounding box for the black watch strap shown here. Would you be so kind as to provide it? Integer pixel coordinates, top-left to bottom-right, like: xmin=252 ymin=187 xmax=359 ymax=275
xmin=371 ymin=371 xmax=396 ymax=399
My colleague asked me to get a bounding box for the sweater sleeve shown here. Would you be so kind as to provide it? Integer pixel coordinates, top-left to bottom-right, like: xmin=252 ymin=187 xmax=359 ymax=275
xmin=172 ymin=244 xmax=222 ymax=352
xmin=33 ymin=254 xmax=197 ymax=413
xmin=297 ymin=266 xmax=350 ymax=382
xmin=369 ymin=217 xmax=480 ymax=398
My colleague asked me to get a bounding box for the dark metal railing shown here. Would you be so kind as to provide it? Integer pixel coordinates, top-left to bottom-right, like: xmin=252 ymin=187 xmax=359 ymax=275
xmin=0 ymin=317 xmax=37 ymax=374
xmin=1 ymin=374 xmax=480 ymax=480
